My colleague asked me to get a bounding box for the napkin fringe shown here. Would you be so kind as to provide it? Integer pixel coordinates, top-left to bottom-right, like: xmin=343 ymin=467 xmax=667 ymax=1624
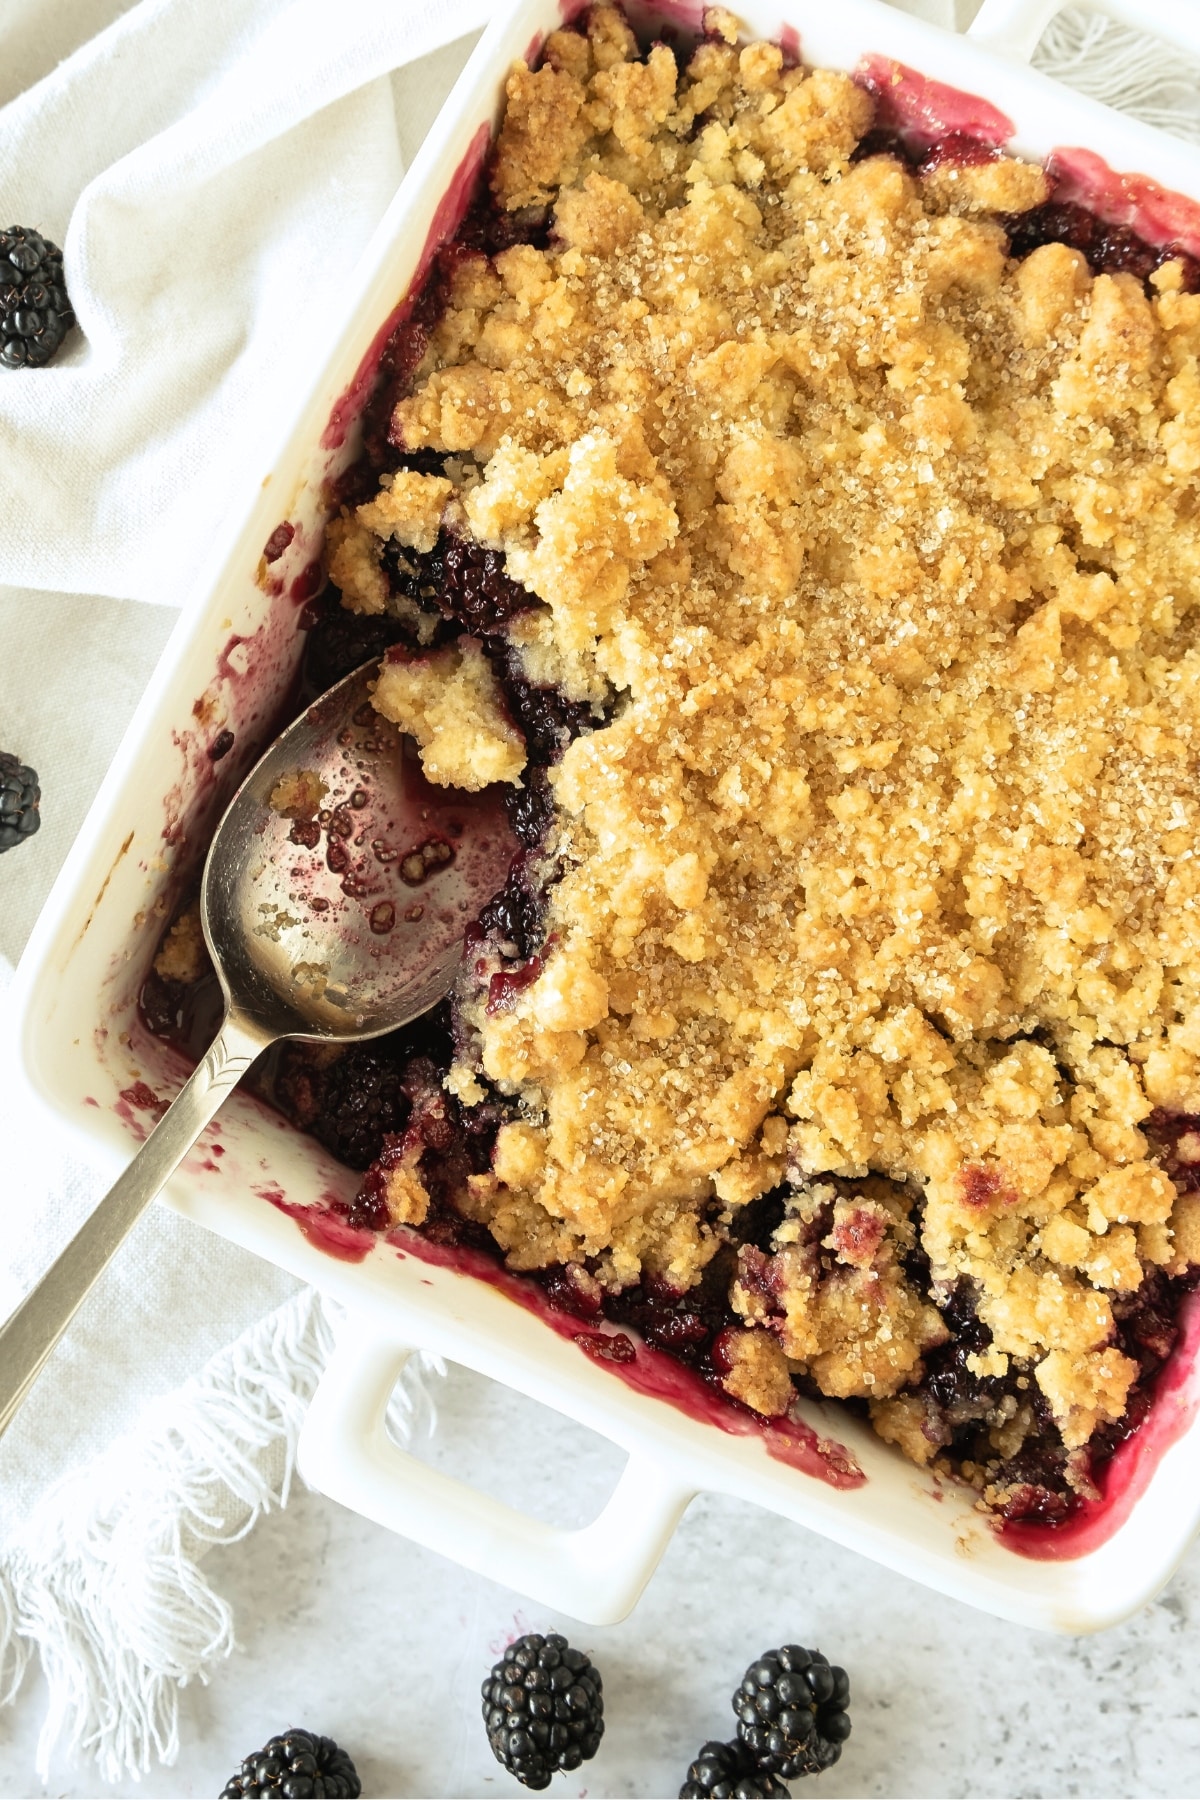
xmin=0 ymin=1287 xmax=441 ymax=1783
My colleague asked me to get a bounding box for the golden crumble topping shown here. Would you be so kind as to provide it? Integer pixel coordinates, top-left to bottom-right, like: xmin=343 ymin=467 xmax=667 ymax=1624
xmin=372 ymin=639 xmax=527 ymax=790
xmin=152 ymin=902 xmax=207 ymax=986
xmin=268 ymin=769 xmax=328 ymax=820
xmin=332 ymin=7 xmax=1200 ymax=1475
xmin=718 ymin=1324 xmax=795 ymax=1417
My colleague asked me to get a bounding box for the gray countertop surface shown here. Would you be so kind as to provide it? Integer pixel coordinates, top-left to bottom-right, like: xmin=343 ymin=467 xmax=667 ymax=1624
xmin=3 ymin=1361 xmax=1198 ymax=1797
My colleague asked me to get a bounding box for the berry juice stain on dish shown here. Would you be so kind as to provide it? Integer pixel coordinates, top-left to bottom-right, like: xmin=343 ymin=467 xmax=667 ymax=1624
xmin=257 ymin=1187 xmax=376 ymax=1263
xmin=385 ymin=1223 xmax=865 ymax=1492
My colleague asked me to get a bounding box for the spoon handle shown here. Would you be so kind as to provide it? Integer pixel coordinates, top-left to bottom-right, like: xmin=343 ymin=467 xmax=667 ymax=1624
xmin=0 ymin=1009 xmax=271 ymax=1439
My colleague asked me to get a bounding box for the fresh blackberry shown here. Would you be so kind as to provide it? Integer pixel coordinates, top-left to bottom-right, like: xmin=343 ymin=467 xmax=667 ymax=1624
xmin=482 ymin=1630 xmax=604 ymax=1790
xmin=680 ymin=1739 xmax=789 ymax=1797
xmin=220 ymin=1727 xmax=360 ymax=1798
xmin=734 ymin=1646 xmax=851 ymax=1780
xmin=0 ymin=228 xmax=74 ymax=368
xmin=0 ymin=751 xmax=40 ymax=851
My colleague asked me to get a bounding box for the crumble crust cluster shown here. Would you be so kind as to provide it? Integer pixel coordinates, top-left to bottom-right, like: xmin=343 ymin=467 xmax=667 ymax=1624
xmin=373 ymin=640 xmax=527 ymax=790
xmin=268 ymin=769 xmax=328 ymax=820
xmin=153 ymin=904 xmax=207 ymax=986
xmin=327 ymin=6 xmax=1200 ymax=1480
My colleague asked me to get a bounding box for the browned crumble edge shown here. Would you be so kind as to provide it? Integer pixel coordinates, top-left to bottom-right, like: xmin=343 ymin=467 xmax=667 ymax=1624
xmin=160 ymin=3 xmax=1200 ymax=1520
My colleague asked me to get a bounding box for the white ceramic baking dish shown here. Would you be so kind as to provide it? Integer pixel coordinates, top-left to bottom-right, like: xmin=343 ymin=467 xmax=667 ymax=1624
xmin=13 ymin=0 xmax=1200 ymax=1634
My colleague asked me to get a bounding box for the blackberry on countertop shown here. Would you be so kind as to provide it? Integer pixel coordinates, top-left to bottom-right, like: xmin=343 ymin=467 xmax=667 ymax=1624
xmin=0 ymin=751 xmax=40 ymax=851
xmin=734 ymin=1646 xmax=851 ymax=1780
xmin=482 ymin=1630 xmax=604 ymax=1790
xmin=0 ymin=228 xmax=74 ymax=368
xmin=680 ymin=1739 xmax=789 ymax=1797
xmin=220 ymin=1727 xmax=360 ymax=1798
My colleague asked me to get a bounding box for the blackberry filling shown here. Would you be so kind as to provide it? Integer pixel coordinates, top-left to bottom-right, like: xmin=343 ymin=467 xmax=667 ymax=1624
xmin=1144 ymin=1109 xmax=1200 ymax=1195
xmin=384 ymin=530 xmax=535 ymax=637
xmin=340 ymin=187 xmax=551 ymax=500
xmin=851 ymin=128 xmax=1200 ymax=293
xmin=1000 ymin=199 xmax=1200 ymax=290
xmin=298 ymin=589 xmax=411 ymax=696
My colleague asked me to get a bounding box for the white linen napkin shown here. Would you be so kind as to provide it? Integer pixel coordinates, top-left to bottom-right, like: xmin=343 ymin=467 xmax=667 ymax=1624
xmin=1 ymin=0 xmax=1198 ymax=1784
xmin=0 ymin=0 xmax=491 ymax=605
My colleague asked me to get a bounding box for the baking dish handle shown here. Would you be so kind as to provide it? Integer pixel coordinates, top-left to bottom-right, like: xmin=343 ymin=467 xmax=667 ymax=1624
xmin=968 ymin=0 xmax=1200 ymax=64
xmin=296 ymin=1319 xmax=695 ymax=1624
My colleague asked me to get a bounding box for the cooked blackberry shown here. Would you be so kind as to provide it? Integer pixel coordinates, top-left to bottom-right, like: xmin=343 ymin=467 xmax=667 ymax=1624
xmin=680 ymin=1739 xmax=789 ymax=1797
xmin=726 ymin=1185 xmax=789 ymax=1255
xmin=276 ymin=1002 xmax=458 ymax=1155
xmin=438 ymin=534 xmax=533 ymax=635
xmin=301 ymin=592 xmax=407 ymax=696
xmin=0 ymin=228 xmax=74 ymax=368
xmin=607 ymin=1264 xmax=731 ymax=1365
xmin=477 ymin=859 xmax=547 ymax=961
xmin=386 ymin=530 xmax=533 ymax=637
xmin=220 ymin=1727 xmax=360 ymax=1798
xmin=734 ymin=1646 xmax=851 ymax=1780
xmin=1113 ymin=1264 xmax=1185 ymax=1375
xmin=310 ymin=1045 xmax=407 ymax=1170
xmin=0 ymin=750 xmax=40 ymax=851
xmin=922 ymin=1279 xmax=1004 ymax=1418
xmin=459 ymin=187 xmax=552 ymax=257
xmin=496 ymin=650 xmax=603 ymax=763
xmin=505 ymin=767 xmax=556 ymax=850
xmin=482 ymin=1631 xmax=604 ymax=1790
xmin=998 ymin=199 xmax=1199 ymax=290
xmin=1144 ymin=1108 xmax=1200 ymax=1196
xmin=994 ymin=1470 xmax=1074 ymax=1526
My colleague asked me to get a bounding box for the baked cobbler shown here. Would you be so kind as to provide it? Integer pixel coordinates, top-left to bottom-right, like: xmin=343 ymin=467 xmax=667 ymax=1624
xmin=147 ymin=4 xmax=1200 ymax=1526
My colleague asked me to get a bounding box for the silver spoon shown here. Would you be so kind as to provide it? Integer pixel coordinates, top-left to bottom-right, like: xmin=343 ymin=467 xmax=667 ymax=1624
xmin=0 ymin=658 xmax=518 ymax=1436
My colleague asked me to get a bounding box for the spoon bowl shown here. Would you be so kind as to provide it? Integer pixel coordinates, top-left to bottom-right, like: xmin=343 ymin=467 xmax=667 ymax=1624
xmin=204 ymin=658 xmax=517 ymax=1041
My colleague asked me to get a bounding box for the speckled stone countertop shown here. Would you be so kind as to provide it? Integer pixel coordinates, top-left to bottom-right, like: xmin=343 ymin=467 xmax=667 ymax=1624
xmin=2 ymin=1362 xmax=1198 ymax=1798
